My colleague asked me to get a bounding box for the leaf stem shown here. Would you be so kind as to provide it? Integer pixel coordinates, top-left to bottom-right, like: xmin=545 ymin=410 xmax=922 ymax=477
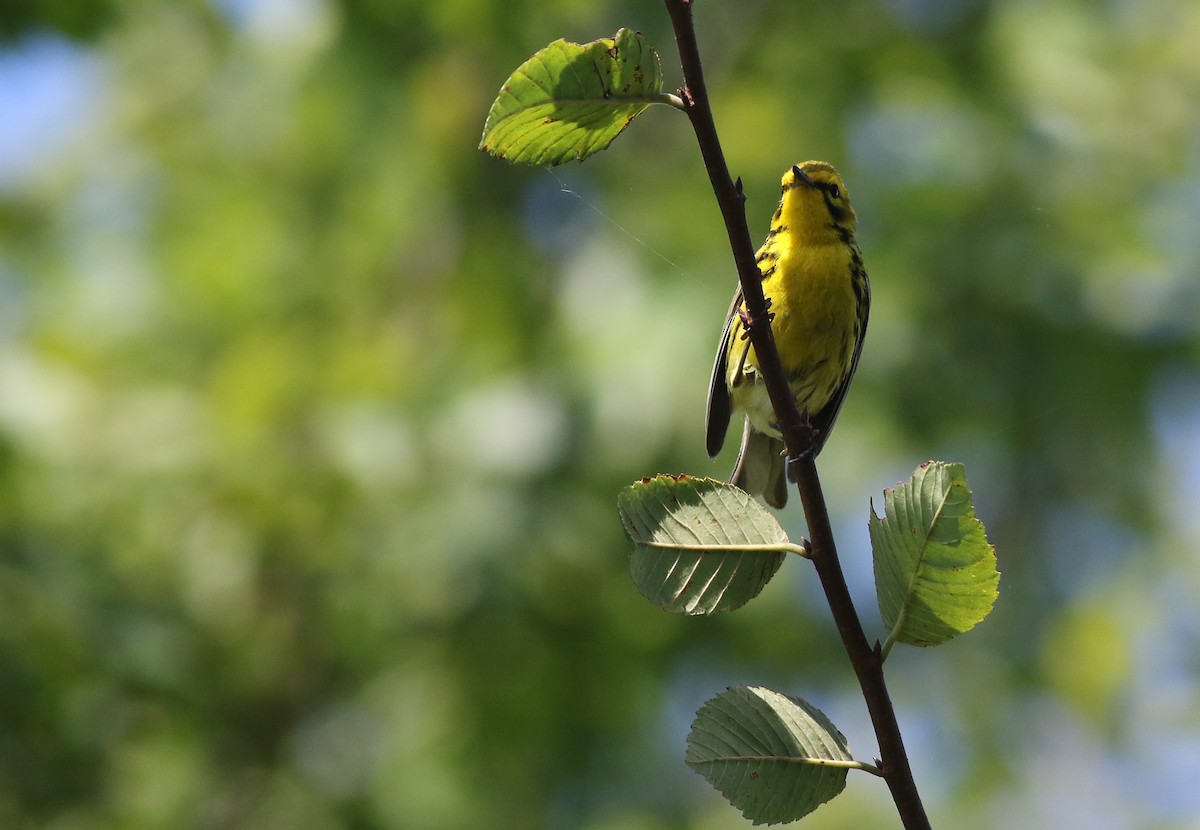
xmin=663 ymin=2 xmax=930 ymax=827
xmin=565 ymin=92 xmax=684 ymax=109
xmin=880 ymin=618 xmax=901 ymax=663
xmin=705 ymin=756 xmax=884 ymax=775
xmin=540 ymin=92 xmax=685 ymax=109
xmin=658 ymin=91 xmax=688 ymax=110
xmin=639 ymin=540 xmax=811 ymax=558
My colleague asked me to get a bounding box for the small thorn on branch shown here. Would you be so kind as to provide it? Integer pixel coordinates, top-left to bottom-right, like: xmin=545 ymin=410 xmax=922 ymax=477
xmin=737 ymin=306 xmax=753 ymax=328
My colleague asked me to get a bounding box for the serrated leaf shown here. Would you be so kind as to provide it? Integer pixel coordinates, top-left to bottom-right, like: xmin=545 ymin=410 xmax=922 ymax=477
xmin=617 ymin=475 xmax=802 ymax=615
xmin=479 ymin=28 xmax=665 ymax=166
xmin=686 ymin=686 xmax=853 ymax=825
xmin=870 ymin=461 xmax=1000 ymax=649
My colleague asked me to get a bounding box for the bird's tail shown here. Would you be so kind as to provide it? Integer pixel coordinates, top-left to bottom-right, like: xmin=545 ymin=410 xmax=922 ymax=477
xmin=729 ymin=419 xmax=788 ymax=509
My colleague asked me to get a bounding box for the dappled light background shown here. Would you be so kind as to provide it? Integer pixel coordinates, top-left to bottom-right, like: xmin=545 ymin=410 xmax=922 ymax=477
xmin=2 ymin=0 xmax=1200 ymax=827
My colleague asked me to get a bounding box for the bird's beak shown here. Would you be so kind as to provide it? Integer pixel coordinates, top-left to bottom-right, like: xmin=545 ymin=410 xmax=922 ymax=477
xmin=791 ymin=165 xmax=816 ymax=188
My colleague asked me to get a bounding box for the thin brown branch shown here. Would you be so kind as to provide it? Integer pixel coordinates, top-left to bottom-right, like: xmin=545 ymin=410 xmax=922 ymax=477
xmin=791 ymin=456 xmax=930 ymax=830
xmin=662 ymin=0 xmax=809 ymax=452
xmin=662 ymin=2 xmax=930 ymax=827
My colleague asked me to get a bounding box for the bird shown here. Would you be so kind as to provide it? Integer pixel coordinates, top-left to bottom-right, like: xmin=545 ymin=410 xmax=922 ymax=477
xmin=705 ymin=161 xmax=870 ymax=509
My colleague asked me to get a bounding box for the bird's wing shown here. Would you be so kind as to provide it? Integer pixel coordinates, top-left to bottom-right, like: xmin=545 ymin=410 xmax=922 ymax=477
xmin=705 ymin=285 xmax=742 ymax=458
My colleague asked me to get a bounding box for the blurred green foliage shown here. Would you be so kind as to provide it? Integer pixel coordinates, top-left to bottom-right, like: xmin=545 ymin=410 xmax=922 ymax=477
xmin=2 ymin=1 xmax=1200 ymax=828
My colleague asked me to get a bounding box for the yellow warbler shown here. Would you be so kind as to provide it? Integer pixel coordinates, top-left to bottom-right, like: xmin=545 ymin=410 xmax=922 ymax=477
xmin=706 ymin=161 xmax=870 ymax=508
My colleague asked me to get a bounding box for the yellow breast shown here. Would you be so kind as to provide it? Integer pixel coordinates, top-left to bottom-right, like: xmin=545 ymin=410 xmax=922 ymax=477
xmin=728 ymin=238 xmax=860 ymax=437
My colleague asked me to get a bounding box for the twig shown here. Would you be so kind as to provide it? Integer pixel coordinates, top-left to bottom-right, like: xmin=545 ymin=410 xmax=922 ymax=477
xmin=792 ymin=457 xmax=929 ymax=829
xmin=662 ymin=2 xmax=931 ymax=827
xmin=662 ymin=1 xmax=804 ymax=448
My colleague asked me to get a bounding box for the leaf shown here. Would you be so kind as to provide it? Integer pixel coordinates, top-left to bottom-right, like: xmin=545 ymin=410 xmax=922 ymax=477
xmin=870 ymin=461 xmax=1000 ymax=650
xmin=685 ymin=686 xmax=854 ymax=825
xmin=617 ymin=475 xmax=802 ymax=615
xmin=479 ymin=28 xmax=665 ymax=166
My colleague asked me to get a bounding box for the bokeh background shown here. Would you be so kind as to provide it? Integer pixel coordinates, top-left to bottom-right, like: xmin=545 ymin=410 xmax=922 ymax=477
xmin=2 ymin=0 xmax=1200 ymax=827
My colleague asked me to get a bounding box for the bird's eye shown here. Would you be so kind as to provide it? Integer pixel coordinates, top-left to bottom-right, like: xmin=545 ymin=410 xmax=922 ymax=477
xmin=828 ymin=184 xmax=841 ymax=200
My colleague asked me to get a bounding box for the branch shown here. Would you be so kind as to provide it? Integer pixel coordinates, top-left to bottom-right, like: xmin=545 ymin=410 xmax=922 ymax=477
xmin=662 ymin=2 xmax=930 ymax=828
xmin=663 ymin=1 xmax=807 ymax=452
xmin=792 ymin=457 xmax=930 ymax=829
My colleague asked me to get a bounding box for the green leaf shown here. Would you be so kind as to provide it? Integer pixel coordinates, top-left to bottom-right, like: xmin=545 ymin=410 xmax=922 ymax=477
xmin=479 ymin=28 xmax=667 ymax=166
xmin=870 ymin=461 xmax=1000 ymax=651
xmin=617 ymin=475 xmax=803 ymax=615
xmin=685 ymin=686 xmax=855 ymax=825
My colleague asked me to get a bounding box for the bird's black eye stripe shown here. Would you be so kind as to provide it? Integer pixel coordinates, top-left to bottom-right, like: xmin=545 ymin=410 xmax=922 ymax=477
xmin=823 ymin=192 xmax=850 ymax=223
